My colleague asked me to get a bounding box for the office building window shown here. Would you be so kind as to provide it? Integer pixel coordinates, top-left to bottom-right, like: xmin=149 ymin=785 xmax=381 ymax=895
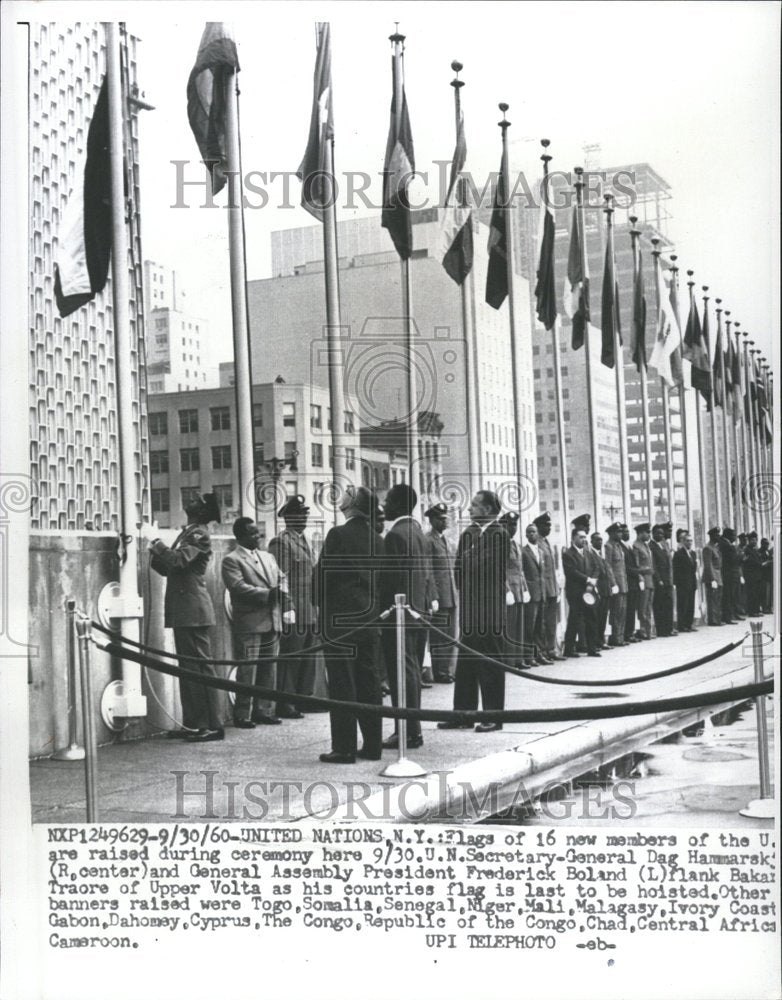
xmin=180 ymin=448 xmax=200 ymax=472
xmin=282 ymin=402 xmax=296 ymax=427
xmin=212 ymin=445 xmax=232 ymax=470
xmin=284 ymin=442 xmax=298 ymax=469
xmin=151 ymin=488 xmax=170 ymax=513
xmin=149 ymin=450 xmax=169 ymax=474
xmin=252 ymin=403 xmax=263 ymax=427
xmin=253 ymin=443 xmax=265 ymax=468
xmin=311 ymin=443 xmax=323 ymax=467
xmin=179 ymin=409 xmax=199 ymax=434
xmin=345 ymin=447 xmax=356 ymax=471
xmin=181 ymin=486 xmax=200 ymax=508
xmin=310 ymin=404 xmax=322 ymax=429
xmin=213 ymin=484 xmax=233 ymax=513
xmin=210 ymin=406 xmax=231 ymax=431
xmin=344 ymin=410 xmax=355 ymax=433
xmin=149 ymin=412 xmax=168 ymax=436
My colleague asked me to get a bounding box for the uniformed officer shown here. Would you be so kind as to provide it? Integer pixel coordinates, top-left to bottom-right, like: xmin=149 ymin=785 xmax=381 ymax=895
xmin=500 ymin=511 xmax=533 ymax=668
xmin=621 ymin=523 xmax=642 ymax=643
xmin=589 ymin=530 xmax=617 ymax=649
xmin=702 ymin=527 xmax=724 ymax=625
xmin=424 ymin=502 xmax=458 ymax=683
xmin=632 ymin=523 xmax=655 ymax=640
xmin=268 ymin=495 xmax=317 ymax=719
xmin=561 ymin=514 xmax=600 ymax=657
xmin=141 ymin=492 xmax=224 ymax=741
xmin=533 ymin=511 xmax=564 ymax=661
xmin=604 ymin=522 xmax=628 ymax=646
xmin=650 ymin=523 xmax=674 ymax=637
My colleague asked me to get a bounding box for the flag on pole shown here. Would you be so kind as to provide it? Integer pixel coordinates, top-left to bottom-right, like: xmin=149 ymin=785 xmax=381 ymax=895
xmin=649 ymin=268 xmax=682 ymax=386
xmin=55 ymin=78 xmax=111 ymax=318
xmin=485 ymin=163 xmax=508 ymax=309
xmin=756 ymin=361 xmax=772 ymax=443
xmin=297 ymin=23 xmax=334 ymax=222
xmin=440 ymin=108 xmax=473 ymax=284
xmin=381 ymin=49 xmax=415 ymax=259
xmin=600 ymin=241 xmax=621 ymax=368
xmin=534 ymin=190 xmax=557 ymax=330
xmin=712 ymin=315 xmax=724 ymax=408
xmin=563 ymin=205 xmax=589 ymax=349
xmin=684 ymin=295 xmax=711 ymax=402
xmin=629 ymin=246 xmax=647 ymax=372
xmin=668 ymin=273 xmax=685 ymax=385
xmin=187 ymin=22 xmax=240 ymax=196
xmin=730 ymin=337 xmax=742 ymax=417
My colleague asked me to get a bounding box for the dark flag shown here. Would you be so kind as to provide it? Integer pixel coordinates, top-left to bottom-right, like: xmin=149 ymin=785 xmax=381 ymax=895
xmin=712 ymin=315 xmax=724 ymax=409
xmin=381 ymin=52 xmax=415 ymax=259
xmin=730 ymin=336 xmax=742 ymax=418
xmin=684 ymin=295 xmax=711 ymax=402
xmin=187 ymin=22 xmax=240 ymax=196
xmin=297 ymin=23 xmax=334 ymax=222
xmin=756 ymin=361 xmax=772 ymax=443
xmin=55 ymin=78 xmax=111 ymax=318
xmin=563 ymin=205 xmax=589 ymax=349
xmin=600 ymin=241 xmax=621 ymax=368
xmin=440 ymin=108 xmax=473 ymax=284
xmin=485 ymin=163 xmax=508 ymax=309
xmin=534 ymin=197 xmax=557 ymax=330
xmin=630 ymin=246 xmax=647 ymax=371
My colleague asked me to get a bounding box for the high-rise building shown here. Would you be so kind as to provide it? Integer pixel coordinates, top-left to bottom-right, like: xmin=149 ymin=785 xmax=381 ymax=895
xmin=28 ymin=22 xmax=149 ymax=530
xmin=143 ymin=260 xmax=212 ymax=393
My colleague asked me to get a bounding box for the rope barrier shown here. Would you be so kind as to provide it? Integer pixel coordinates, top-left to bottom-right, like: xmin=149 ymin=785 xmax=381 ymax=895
xmin=93 ymin=634 xmax=773 ymax=725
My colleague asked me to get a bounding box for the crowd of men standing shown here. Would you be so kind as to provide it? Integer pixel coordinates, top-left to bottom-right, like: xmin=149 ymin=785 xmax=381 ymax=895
xmin=139 ymin=489 xmax=774 ymax=756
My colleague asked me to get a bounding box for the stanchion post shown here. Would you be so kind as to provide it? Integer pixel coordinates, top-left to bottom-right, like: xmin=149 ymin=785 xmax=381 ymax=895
xmin=382 ymin=594 xmax=426 ymax=778
xmin=54 ymin=600 xmax=85 ymax=761
xmin=76 ymin=618 xmax=99 ymax=822
xmin=739 ymin=619 xmax=774 ymax=819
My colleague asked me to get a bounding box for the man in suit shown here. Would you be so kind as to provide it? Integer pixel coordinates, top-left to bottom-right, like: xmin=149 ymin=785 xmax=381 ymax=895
xmin=315 ymin=486 xmax=384 ymax=764
xmin=268 ymin=495 xmax=317 ymax=719
xmin=521 ymin=522 xmax=550 ymax=666
xmin=500 ymin=511 xmax=533 ymax=668
xmin=702 ymin=526 xmax=724 ymax=626
xmin=662 ymin=522 xmax=679 ymax=635
xmin=562 ymin=514 xmax=600 ymax=658
xmin=673 ymin=530 xmax=698 ymax=632
xmin=589 ymin=531 xmax=617 ymax=650
xmin=719 ymin=527 xmax=742 ymax=625
xmin=604 ymin=522 xmax=628 ymax=646
xmin=534 ymin=511 xmax=564 ymax=661
xmin=650 ymin=523 xmax=674 ymax=637
xmin=632 ymin=523 xmax=655 ymax=640
xmin=743 ymin=531 xmax=765 ymax=615
xmin=439 ymin=490 xmax=510 ymax=733
xmin=424 ymin=502 xmax=458 ymax=683
xmin=455 ymin=516 xmax=481 ymax=596
xmin=621 ymin=523 xmax=642 ymax=643
xmin=142 ymin=492 xmax=224 ymax=742
xmin=222 ymin=517 xmax=294 ymax=729
xmin=379 ymin=484 xmax=436 ymax=751
xmin=759 ymin=537 xmax=773 ymax=613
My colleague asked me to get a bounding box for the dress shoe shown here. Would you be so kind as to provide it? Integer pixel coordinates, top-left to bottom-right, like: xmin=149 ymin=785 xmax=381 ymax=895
xmin=536 ymin=655 xmax=554 ymax=665
xmin=252 ymin=714 xmax=282 ymax=725
xmin=319 ymin=751 xmax=356 ymax=764
xmin=381 ymin=683 xmax=391 ymax=696
xmin=588 ymin=651 xmax=602 ymax=658
xmin=186 ymin=728 xmax=225 ymax=742
xmin=422 ymin=670 xmax=435 ymax=685
xmin=165 ymin=729 xmax=190 ymax=739
xmin=550 ymin=653 xmax=567 ymax=661
xmin=601 ymin=644 xmax=611 ymax=651
xmin=276 ymin=707 xmax=305 ymax=719
xmin=475 ymin=722 xmax=503 ymax=733
xmin=233 ymin=719 xmax=256 ymax=730
xmin=564 ymin=650 xmax=580 ymax=658
xmin=523 ymin=659 xmax=538 ymax=669
xmin=421 ymin=680 xmax=433 ymax=689
xmin=382 ymin=733 xmax=424 ymax=750
xmin=356 ymin=747 xmax=382 ymax=761
xmin=437 ymin=720 xmax=472 ymax=730
xmin=434 ymin=675 xmax=455 ymax=683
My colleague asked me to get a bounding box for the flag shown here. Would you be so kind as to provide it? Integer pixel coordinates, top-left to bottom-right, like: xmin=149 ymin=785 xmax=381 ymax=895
xmin=485 ymin=163 xmax=508 ymax=309
xmin=756 ymin=361 xmax=772 ymax=443
xmin=649 ymin=268 xmax=682 ymax=386
xmin=711 ymin=314 xmax=724 ymax=408
xmin=684 ymin=294 xmax=711 ymax=402
xmin=440 ymin=108 xmax=473 ymax=284
xmin=730 ymin=335 xmax=742 ymax=417
xmin=297 ymin=23 xmax=334 ymax=222
xmin=629 ymin=246 xmax=647 ymax=372
xmin=187 ymin=22 xmax=239 ymax=196
xmin=54 ymin=78 xmax=111 ymax=318
xmin=534 ymin=191 xmax=557 ymax=330
xmin=600 ymin=240 xmax=621 ymax=368
xmin=381 ymin=51 xmax=415 ymax=259
xmin=668 ymin=273 xmax=685 ymax=385
xmin=563 ymin=205 xmax=589 ymax=349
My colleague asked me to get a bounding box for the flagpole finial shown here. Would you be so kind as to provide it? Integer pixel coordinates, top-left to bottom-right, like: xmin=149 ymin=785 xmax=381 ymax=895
xmin=498 ymin=103 xmax=510 ymax=131
xmin=390 ymin=23 xmax=405 ymax=44
xmin=450 ymin=61 xmax=464 ymax=92
xmin=451 ymin=60 xmax=463 ymax=73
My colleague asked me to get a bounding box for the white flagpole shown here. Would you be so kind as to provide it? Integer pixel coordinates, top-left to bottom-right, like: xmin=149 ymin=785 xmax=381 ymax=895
xmin=670 ymin=256 xmax=693 ymax=537
xmin=715 ymin=300 xmax=734 ymax=525
xmin=703 ymin=287 xmax=723 ymax=526
xmin=688 ymin=273 xmax=710 ymax=537
xmin=630 ymin=219 xmax=654 ymax=523
xmin=605 ymin=195 xmax=631 ymax=522
xmin=651 ymin=239 xmax=676 ymax=520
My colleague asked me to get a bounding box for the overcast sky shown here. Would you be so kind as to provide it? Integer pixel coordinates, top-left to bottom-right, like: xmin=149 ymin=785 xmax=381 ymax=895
xmin=23 ymin=0 xmax=782 ymax=374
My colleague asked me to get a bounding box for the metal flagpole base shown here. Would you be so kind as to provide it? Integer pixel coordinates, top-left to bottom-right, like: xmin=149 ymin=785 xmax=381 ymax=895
xmin=53 ymin=743 xmax=85 ymax=761
xmin=739 ymin=798 xmax=775 ymax=820
xmin=381 ymin=756 xmax=426 ymax=778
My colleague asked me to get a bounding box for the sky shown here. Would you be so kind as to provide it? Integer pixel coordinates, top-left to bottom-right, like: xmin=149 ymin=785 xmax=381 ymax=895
xmin=18 ymin=0 xmax=782 ymax=376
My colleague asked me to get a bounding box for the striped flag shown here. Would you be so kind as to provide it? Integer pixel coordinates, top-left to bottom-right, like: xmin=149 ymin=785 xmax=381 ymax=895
xmin=600 ymin=241 xmax=621 ymax=368
xmin=629 ymin=246 xmax=647 ymax=372
xmin=297 ymin=23 xmax=334 ymax=222
xmin=649 ymin=268 xmax=682 ymax=386
xmin=563 ymin=205 xmax=589 ymax=349
xmin=684 ymin=295 xmax=711 ymax=402
xmin=187 ymin=23 xmax=240 ymax=196
xmin=485 ymin=163 xmax=508 ymax=309
xmin=381 ymin=49 xmax=415 ymax=259
xmin=534 ymin=191 xmax=557 ymax=331
xmin=54 ymin=78 xmax=111 ymax=318
xmin=440 ymin=108 xmax=473 ymax=284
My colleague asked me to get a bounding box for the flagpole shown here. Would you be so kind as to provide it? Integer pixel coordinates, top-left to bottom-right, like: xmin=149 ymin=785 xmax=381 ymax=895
xmin=105 ymin=22 xmax=145 ymax=719
xmin=451 ymin=61 xmax=481 ymax=488
xmin=688 ymin=273 xmax=710 ymax=537
xmin=762 ymin=360 xmax=773 ymax=538
xmin=749 ymin=342 xmax=764 ymax=534
xmin=605 ymin=195 xmax=631 ymax=522
xmin=671 ymin=256 xmax=692 ymax=536
xmin=390 ymin=28 xmax=419 ymax=493
xmin=735 ymin=323 xmax=752 ymax=533
xmin=703 ymin=287 xmax=723 ymax=526
xmin=498 ymin=103 xmax=523 ymax=516
xmin=542 ymin=141 xmax=570 ymax=535
xmin=630 ymin=218 xmax=654 ymax=523
xmin=715 ymin=299 xmax=733 ymax=525
xmin=575 ymin=167 xmax=602 ymax=526
xmin=758 ymin=355 xmax=771 ymax=540
xmin=743 ymin=333 xmax=759 ymax=531
xmin=651 ymin=239 xmax=675 ymax=520
xmin=725 ymin=312 xmax=743 ymax=530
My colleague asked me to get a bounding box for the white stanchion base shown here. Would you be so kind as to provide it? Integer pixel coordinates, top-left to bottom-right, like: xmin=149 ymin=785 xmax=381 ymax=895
xmin=739 ymin=798 xmax=775 ymax=820
xmin=53 ymin=743 xmax=85 ymax=761
xmin=381 ymin=756 xmax=427 ymax=778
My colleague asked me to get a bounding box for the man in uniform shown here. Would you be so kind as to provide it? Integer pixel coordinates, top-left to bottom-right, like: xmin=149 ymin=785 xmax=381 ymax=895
xmin=424 ymin=502 xmax=458 ymax=683
xmin=621 ymin=523 xmax=642 ymax=643
xmin=521 ymin=521 xmax=550 ymax=665
xmin=142 ymin=492 xmax=224 ymax=741
xmin=673 ymin=530 xmax=698 ymax=632
xmin=500 ymin=511 xmax=533 ymax=668
xmin=661 ymin=522 xmax=679 ymax=635
xmin=650 ymin=523 xmax=674 ymax=637
xmin=702 ymin=526 xmax=724 ymax=625
xmin=589 ymin=530 xmax=617 ymax=650
xmin=604 ymin=522 xmax=628 ymax=646
xmin=268 ymin=495 xmax=317 ymax=719
xmin=632 ymin=523 xmax=655 ymax=640
xmin=719 ymin=527 xmax=742 ymax=625
xmin=534 ymin=511 xmax=564 ymax=661
xmin=562 ymin=515 xmax=600 ymax=658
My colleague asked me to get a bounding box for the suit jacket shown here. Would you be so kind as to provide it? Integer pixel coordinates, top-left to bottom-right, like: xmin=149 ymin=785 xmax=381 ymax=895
xmin=633 ymin=539 xmax=655 ymax=590
xmin=604 ymin=538 xmax=628 ymax=593
xmin=650 ymin=539 xmax=673 ymax=588
xmin=426 ymin=529 xmax=457 ymax=608
xmin=460 ymin=521 xmax=510 ymax=635
xmin=150 ymin=524 xmax=215 ymax=628
xmin=743 ymin=546 xmax=764 ymax=583
xmin=506 ymin=539 xmax=528 ymax=602
xmin=719 ymin=538 xmax=742 ymax=580
xmin=455 ymin=523 xmax=481 ymax=594
xmin=673 ymin=547 xmax=698 ymax=592
xmin=521 ymin=543 xmax=544 ymax=602
xmin=316 ymin=515 xmax=383 ymax=641
xmin=590 ymin=547 xmax=616 ymax=598
xmin=380 ymin=517 xmax=435 ymax=614
xmin=537 ymin=536 xmax=559 ymax=599
xmin=701 ymin=542 xmax=723 ymax=586
xmin=623 ymin=540 xmax=641 ymax=591
xmin=221 ymin=546 xmax=292 ymax=634
xmin=268 ymin=529 xmax=316 ymax=625
xmin=562 ymin=544 xmax=596 ymax=602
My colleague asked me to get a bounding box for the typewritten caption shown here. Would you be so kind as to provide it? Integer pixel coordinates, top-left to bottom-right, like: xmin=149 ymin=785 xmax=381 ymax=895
xmin=44 ymin=825 xmax=776 ymax=953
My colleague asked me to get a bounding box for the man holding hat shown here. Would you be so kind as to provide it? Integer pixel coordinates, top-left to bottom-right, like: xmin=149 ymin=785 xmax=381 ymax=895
xmin=633 ymin=523 xmax=655 ymax=640
xmin=650 ymin=524 xmax=674 ymax=637
xmin=533 ymin=511 xmax=564 ymax=661
xmin=561 ymin=515 xmax=600 ymax=657
xmin=424 ymin=502 xmax=458 ymax=683
xmin=141 ymin=492 xmax=224 ymax=741
xmin=604 ymin=522 xmax=628 ymax=646
xmin=268 ymin=495 xmax=317 ymax=719
xmin=702 ymin=527 xmax=724 ymax=625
